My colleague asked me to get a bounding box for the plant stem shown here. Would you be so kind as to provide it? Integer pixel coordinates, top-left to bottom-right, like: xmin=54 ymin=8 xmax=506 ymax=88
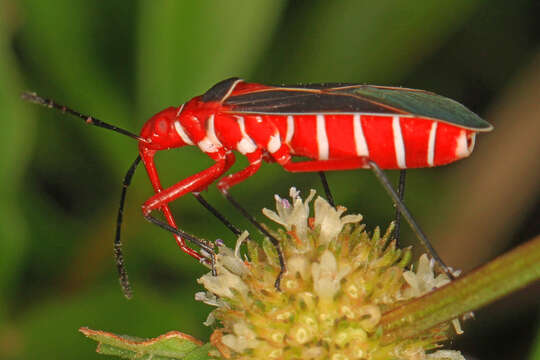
xmin=380 ymin=234 xmax=540 ymax=344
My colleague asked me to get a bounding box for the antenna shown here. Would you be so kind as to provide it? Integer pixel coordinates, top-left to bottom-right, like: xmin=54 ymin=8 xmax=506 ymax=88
xmin=21 ymin=92 xmax=148 ymax=143
xmin=22 ymin=91 xmax=147 ymax=298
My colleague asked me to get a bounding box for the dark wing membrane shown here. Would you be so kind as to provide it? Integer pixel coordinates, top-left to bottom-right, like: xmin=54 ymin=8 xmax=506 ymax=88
xmin=202 ymin=77 xmax=241 ymax=102
xmin=225 ymin=88 xmax=402 ymax=114
xmin=348 ymin=86 xmax=492 ymax=131
xmin=225 ymin=84 xmax=492 ymax=131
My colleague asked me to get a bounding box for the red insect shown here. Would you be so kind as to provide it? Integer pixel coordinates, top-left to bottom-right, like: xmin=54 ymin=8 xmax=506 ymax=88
xmin=23 ymin=77 xmax=493 ymax=296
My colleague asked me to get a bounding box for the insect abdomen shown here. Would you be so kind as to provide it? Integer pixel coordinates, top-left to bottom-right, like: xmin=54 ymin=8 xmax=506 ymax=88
xmin=269 ymin=113 xmax=475 ymax=169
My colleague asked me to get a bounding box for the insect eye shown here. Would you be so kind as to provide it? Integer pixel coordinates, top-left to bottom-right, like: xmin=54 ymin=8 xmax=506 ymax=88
xmin=156 ymin=118 xmax=169 ymax=134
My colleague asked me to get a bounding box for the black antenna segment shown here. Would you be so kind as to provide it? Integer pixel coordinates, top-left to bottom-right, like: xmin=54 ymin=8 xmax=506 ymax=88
xmin=21 ymin=92 xmax=148 ymax=143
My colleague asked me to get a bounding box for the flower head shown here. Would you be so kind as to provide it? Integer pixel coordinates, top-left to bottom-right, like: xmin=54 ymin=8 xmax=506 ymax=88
xmin=198 ymin=189 xmax=463 ymax=360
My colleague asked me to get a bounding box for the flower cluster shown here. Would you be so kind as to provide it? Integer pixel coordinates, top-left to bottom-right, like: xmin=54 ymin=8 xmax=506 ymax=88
xmin=196 ymin=188 xmax=463 ymax=360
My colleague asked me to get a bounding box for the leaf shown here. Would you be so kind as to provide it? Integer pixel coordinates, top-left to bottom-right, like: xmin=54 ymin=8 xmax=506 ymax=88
xmin=260 ymin=0 xmax=487 ymax=83
xmin=136 ymin=0 xmax=287 ymax=114
xmin=80 ymin=327 xmax=214 ymax=360
xmin=0 ymin=9 xmax=31 ymax=323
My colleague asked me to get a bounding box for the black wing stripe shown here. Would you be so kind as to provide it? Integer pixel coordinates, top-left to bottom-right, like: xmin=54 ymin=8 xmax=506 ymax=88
xmin=226 ymin=90 xmax=401 ymax=114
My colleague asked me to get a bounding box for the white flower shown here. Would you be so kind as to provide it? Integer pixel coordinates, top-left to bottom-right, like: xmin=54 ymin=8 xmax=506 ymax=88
xmin=401 ymin=254 xmax=464 ymax=336
xmin=194 ymin=291 xmax=227 ymax=308
xmin=198 ymin=266 xmax=248 ymax=299
xmin=263 ymin=188 xmax=363 ymax=246
xmin=313 ymin=196 xmax=363 ymax=245
xmin=427 ymin=350 xmax=466 ymax=360
xmin=312 ymin=250 xmax=351 ymax=300
xmin=401 ymin=254 xmax=451 ymax=298
xmin=221 ymin=321 xmax=260 ymax=353
xmin=197 ymin=233 xmax=250 ymax=299
xmin=262 ymin=187 xmax=315 ymax=242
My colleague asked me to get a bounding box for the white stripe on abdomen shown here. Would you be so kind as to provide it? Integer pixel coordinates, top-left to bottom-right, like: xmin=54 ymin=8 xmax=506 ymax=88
xmin=353 ymin=114 xmax=369 ymax=157
xmin=427 ymin=121 xmax=438 ymax=167
xmin=316 ymin=114 xmax=329 ymax=160
xmin=285 ymin=115 xmax=294 ymax=144
xmin=392 ymin=116 xmax=406 ymax=169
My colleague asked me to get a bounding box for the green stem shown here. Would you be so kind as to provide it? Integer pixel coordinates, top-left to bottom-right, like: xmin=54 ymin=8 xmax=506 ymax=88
xmin=380 ymin=234 xmax=540 ymax=344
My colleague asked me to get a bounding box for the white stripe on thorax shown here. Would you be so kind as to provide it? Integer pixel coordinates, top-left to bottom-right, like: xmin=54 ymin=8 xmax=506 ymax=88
xmin=268 ymin=133 xmax=281 ymax=153
xmin=392 ymin=116 xmax=406 ymax=169
xmin=198 ymin=137 xmax=219 ymax=153
xmin=316 ymin=114 xmax=329 ymax=160
xmin=174 ymin=120 xmax=194 ymax=145
xmin=235 ymin=116 xmax=257 ymax=154
xmin=206 ymin=115 xmax=222 ymax=146
xmin=427 ymin=121 xmax=438 ymax=167
xmin=352 ymin=114 xmax=369 ymax=157
xmin=175 ymin=103 xmax=185 ymax=117
xmin=285 ymin=115 xmax=294 ymax=144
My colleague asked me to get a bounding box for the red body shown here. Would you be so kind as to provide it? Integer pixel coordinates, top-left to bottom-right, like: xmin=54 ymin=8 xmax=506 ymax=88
xmin=137 ymin=79 xmax=486 ymax=260
xmin=141 ymin=81 xmax=477 ymax=170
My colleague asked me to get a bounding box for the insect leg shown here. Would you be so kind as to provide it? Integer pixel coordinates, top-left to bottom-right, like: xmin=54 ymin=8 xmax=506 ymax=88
xmin=318 ymin=171 xmax=336 ymax=208
xmin=222 ymin=191 xmax=286 ymax=290
xmin=192 ymin=193 xmax=242 ymax=236
xmin=217 ymin=150 xmax=286 ymax=291
xmin=367 ymin=160 xmax=454 ymax=279
xmin=143 ymin=214 xmax=216 ymax=275
xmin=394 ymin=170 xmax=407 ymax=245
xmin=282 ymin=157 xmax=454 ymax=278
xmin=114 ymin=155 xmax=141 ymax=299
xmin=141 ymin=149 xmax=229 ymax=261
xmin=190 ymin=151 xmax=243 ymax=237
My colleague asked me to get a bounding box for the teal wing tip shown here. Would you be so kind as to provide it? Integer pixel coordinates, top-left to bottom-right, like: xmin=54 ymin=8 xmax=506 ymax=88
xmin=479 ymin=121 xmax=494 ymax=132
xmin=469 ymin=115 xmax=494 ymax=132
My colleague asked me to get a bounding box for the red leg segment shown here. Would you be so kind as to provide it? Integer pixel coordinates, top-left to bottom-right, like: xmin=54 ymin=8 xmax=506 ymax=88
xmin=217 ymin=150 xmax=263 ymax=192
xmin=140 ymin=147 xmax=232 ymax=260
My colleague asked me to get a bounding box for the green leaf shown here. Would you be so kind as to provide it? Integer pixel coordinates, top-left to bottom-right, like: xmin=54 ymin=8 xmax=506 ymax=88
xmin=0 ymin=8 xmax=31 ymax=323
xmin=80 ymin=327 xmax=214 ymax=360
xmin=136 ymin=0 xmax=286 ymax=114
xmin=260 ymin=0 xmax=487 ymax=83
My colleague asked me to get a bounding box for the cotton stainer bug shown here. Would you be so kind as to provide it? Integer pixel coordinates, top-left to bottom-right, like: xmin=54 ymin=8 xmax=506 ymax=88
xmin=22 ymin=77 xmax=493 ymax=297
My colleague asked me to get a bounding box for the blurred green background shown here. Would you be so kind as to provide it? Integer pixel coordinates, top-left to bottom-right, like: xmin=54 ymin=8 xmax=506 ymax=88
xmin=1 ymin=1 xmax=539 ymax=359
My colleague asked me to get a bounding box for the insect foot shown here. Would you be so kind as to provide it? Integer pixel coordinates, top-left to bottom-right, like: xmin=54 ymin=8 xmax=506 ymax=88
xmin=196 ymin=188 xmax=464 ymax=360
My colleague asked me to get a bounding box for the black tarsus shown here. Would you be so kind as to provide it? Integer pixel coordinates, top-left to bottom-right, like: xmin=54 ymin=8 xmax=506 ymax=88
xmin=394 ymin=170 xmax=406 ymax=245
xmin=222 ymin=191 xmax=285 ymax=290
xmin=115 ymin=155 xmax=142 ymax=299
xmin=318 ymin=171 xmax=335 ymax=208
xmin=143 ymin=214 xmax=217 ymax=276
xmin=21 ymin=92 xmax=147 ymax=143
xmin=368 ymin=160 xmax=455 ymax=280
